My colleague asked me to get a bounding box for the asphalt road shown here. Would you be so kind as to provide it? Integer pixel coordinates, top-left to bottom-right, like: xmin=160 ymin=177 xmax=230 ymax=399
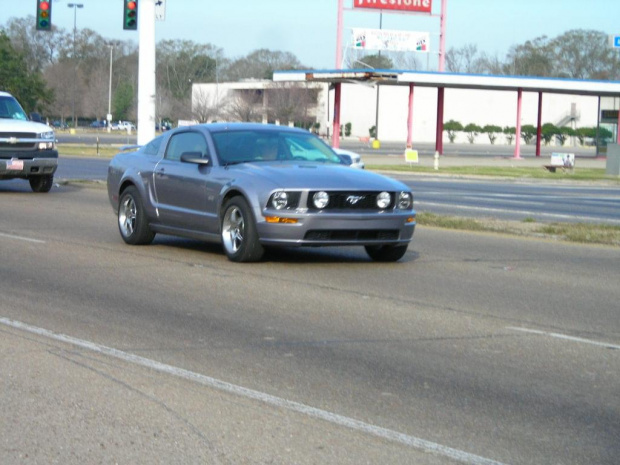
xmin=1 ymin=184 xmax=619 ymax=464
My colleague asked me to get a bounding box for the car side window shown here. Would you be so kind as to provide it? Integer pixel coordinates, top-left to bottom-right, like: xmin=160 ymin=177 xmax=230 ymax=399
xmin=143 ymin=135 xmax=163 ymax=156
xmin=165 ymin=132 xmax=209 ymax=162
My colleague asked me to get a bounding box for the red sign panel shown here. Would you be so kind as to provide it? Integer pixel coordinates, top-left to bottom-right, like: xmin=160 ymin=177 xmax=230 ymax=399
xmin=353 ymin=0 xmax=432 ymax=14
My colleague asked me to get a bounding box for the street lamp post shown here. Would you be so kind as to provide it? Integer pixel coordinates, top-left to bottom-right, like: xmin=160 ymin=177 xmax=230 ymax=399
xmin=108 ymin=45 xmax=114 ymax=133
xmin=67 ymin=3 xmax=84 ymax=129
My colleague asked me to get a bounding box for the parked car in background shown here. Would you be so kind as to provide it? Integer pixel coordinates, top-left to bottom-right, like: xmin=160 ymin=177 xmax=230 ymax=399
xmin=107 ymin=123 xmax=415 ymax=262
xmin=51 ymin=120 xmax=68 ymax=130
xmin=333 ymin=148 xmax=365 ymax=169
xmin=90 ymin=120 xmax=106 ymax=129
xmin=156 ymin=121 xmax=172 ymax=132
xmin=0 ymin=91 xmax=58 ymax=192
xmin=116 ymin=121 xmax=135 ymax=131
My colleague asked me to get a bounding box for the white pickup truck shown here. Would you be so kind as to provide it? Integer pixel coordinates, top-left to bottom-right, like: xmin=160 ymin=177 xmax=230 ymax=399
xmin=0 ymin=91 xmax=58 ymax=192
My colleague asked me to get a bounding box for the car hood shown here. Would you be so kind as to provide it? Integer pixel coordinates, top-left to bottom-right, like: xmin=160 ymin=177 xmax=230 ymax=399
xmin=228 ymin=162 xmax=408 ymax=191
xmin=0 ymin=118 xmax=54 ymax=134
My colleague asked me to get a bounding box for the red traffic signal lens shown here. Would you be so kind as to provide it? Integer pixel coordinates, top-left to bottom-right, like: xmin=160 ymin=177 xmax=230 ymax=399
xmin=127 ymin=1 xmax=136 ymax=9
xmin=39 ymin=1 xmax=50 ymax=11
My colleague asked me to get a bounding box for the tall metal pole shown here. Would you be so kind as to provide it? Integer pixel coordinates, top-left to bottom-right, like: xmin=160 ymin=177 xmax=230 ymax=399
xmin=439 ymin=0 xmax=447 ymax=71
xmin=68 ymin=3 xmax=84 ymax=129
xmin=374 ymin=12 xmax=382 ymax=142
xmin=137 ymin=0 xmax=156 ymax=145
xmin=107 ymin=45 xmax=113 ymax=133
xmin=336 ymin=0 xmax=344 ymax=69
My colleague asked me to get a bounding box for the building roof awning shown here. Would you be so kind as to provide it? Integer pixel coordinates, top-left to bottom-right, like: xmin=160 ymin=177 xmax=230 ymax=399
xmin=273 ymin=69 xmax=620 ymax=97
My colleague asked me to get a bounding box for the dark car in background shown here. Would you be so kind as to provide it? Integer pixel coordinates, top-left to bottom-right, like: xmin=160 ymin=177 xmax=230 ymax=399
xmin=107 ymin=123 xmax=415 ymax=262
xmin=90 ymin=120 xmax=107 ymax=129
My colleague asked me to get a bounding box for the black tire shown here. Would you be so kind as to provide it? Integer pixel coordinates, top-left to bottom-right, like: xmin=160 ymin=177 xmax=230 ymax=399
xmin=221 ymin=196 xmax=264 ymax=262
xmin=365 ymin=244 xmax=408 ymax=262
xmin=117 ymin=186 xmax=155 ymax=245
xmin=29 ymin=175 xmax=54 ymax=193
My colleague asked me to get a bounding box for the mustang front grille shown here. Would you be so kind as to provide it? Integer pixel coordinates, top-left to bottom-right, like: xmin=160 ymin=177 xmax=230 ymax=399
xmin=307 ymin=191 xmax=395 ymax=211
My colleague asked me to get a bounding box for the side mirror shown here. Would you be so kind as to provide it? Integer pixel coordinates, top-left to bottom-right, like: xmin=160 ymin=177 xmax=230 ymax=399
xmin=181 ymin=151 xmax=210 ymax=166
xmin=30 ymin=112 xmax=42 ymax=123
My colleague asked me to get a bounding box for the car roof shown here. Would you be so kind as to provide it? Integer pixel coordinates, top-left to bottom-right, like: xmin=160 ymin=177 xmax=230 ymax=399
xmin=198 ymin=122 xmax=311 ymax=135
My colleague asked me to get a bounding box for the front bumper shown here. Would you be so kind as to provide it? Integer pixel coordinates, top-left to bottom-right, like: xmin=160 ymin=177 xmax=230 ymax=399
xmin=0 ymin=151 xmax=59 ymax=179
xmin=257 ymin=209 xmax=416 ymax=247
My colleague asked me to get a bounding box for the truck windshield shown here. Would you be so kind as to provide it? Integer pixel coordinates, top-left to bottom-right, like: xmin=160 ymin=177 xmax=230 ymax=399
xmin=0 ymin=96 xmax=28 ymax=121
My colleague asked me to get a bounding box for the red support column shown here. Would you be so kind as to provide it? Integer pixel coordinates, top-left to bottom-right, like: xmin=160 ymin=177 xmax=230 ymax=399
xmin=617 ymin=98 xmax=620 ymax=144
xmin=435 ymin=87 xmax=445 ymax=155
xmin=536 ymin=92 xmax=543 ymax=157
xmin=514 ymin=88 xmax=523 ymax=159
xmin=332 ymin=83 xmax=341 ymax=149
xmin=406 ymin=84 xmax=415 ymax=149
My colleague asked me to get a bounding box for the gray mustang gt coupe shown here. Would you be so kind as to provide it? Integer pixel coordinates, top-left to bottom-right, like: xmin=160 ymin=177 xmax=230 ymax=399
xmin=107 ymin=123 xmax=416 ymax=262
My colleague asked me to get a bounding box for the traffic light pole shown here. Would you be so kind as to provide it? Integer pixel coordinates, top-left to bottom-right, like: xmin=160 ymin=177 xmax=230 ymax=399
xmin=137 ymin=0 xmax=156 ymax=145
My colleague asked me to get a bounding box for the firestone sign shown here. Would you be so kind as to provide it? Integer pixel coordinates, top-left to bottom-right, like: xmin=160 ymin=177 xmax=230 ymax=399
xmin=354 ymin=0 xmax=432 ymax=14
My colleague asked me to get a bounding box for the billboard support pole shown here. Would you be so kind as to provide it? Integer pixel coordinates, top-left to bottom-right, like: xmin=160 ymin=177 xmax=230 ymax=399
xmin=336 ymin=0 xmax=344 ymax=69
xmin=439 ymin=0 xmax=447 ymax=71
xmin=514 ymin=88 xmax=523 ymax=159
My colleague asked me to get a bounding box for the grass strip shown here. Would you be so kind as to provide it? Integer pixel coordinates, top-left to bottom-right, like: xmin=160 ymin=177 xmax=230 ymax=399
xmin=417 ymin=212 xmax=620 ymax=246
xmin=368 ymin=164 xmax=618 ymax=182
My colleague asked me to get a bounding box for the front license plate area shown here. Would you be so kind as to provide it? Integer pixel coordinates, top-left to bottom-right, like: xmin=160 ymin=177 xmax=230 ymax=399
xmin=7 ymin=159 xmax=24 ymax=171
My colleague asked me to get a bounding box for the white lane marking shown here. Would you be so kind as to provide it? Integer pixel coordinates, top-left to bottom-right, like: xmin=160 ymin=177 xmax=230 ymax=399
xmin=0 ymin=317 xmax=506 ymax=465
xmin=416 ymin=201 xmax=620 ymax=224
xmin=507 ymin=327 xmax=620 ymax=350
xmin=0 ymin=232 xmax=46 ymax=244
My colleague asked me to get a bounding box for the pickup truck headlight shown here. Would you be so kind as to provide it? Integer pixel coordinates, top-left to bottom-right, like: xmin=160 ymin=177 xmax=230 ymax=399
xmin=37 ymin=130 xmax=56 ymax=150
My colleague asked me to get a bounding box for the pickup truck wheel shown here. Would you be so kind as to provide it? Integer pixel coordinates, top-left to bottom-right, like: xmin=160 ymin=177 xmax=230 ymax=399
xmin=221 ymin=196 xmax=264 ymax=262
xmin=29 ymin=175 xmax=54 ymax=193
xmin=118 ymin=186 xmax=155 ymax=245
xmin=365 ymin=244 xmax=408 ymax=262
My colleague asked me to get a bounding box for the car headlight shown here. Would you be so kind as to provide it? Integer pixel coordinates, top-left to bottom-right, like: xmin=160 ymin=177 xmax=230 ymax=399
xmin=271 ymin=191 xmax=288 ymax=210
xmin=376 ymin=191 xmax=391 ymax=209
xmin=397 ymin=191 xmax=413 ymax=210
xmin=313 ymin=191 xmax=329 ymax=209
xmin=268 ymin=191 xmax=300 ymax=210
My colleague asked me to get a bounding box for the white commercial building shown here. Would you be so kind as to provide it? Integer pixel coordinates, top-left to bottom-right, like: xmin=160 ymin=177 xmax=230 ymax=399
xmin=193 ymin=76 xmax=618 ymax=146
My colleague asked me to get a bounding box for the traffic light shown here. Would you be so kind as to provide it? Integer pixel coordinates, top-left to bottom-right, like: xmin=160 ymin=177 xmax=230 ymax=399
xmin=36 ymin=0 xmax=52 ymax=31
xmin=123 ymin=0 xmax=138 ymax=30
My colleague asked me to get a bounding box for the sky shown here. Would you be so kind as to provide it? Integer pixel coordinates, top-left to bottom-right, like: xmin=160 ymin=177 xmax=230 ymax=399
xmin=1 ymin=0 xmax=620 ymax=70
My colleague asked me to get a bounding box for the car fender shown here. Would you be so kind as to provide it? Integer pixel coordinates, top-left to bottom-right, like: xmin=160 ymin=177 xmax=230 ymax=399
xmin=112 ymin=167 xmax=159 ymax=220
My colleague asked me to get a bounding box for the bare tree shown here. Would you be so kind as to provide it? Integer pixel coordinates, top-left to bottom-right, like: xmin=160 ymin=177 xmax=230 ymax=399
xmin=446 ymin=44 xmax=486 ymax=74
xmin=43 ymin=60 xmax=76 ymax=122
xmin=222 ymin=49 xmax=304 ymax=81
xmin=192 ymin=87 xmax=222 ymax=122
xmin=224 ymin=90 xmax=263 ymax=122
xmin=266 ymin=83 xmax=318 ymax=125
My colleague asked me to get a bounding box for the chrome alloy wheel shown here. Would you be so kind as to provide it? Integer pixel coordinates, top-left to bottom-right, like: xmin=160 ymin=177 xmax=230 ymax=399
xmin=119 ymin=194 xmax=137 ymax=238
xmin=222 ymin=205 xmax=245 ymax=254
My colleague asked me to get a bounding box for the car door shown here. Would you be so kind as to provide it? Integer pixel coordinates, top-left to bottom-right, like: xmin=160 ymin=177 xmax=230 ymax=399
xmin=153 ymin=130 xmax=219 ymax=233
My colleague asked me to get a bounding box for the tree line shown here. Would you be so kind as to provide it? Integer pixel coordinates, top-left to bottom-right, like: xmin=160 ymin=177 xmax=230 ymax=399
xmin=0 ymin=16 xmax=304 ymax=125
xmin=2 ymin=15 xmax=619 ymax=125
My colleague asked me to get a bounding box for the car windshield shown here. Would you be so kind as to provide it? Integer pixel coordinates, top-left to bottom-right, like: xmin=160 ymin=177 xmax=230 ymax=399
xmin=211 ymin=130 xmax=343 ymax=166
xmin=0 ymin=96 xmax=28 ymax=121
